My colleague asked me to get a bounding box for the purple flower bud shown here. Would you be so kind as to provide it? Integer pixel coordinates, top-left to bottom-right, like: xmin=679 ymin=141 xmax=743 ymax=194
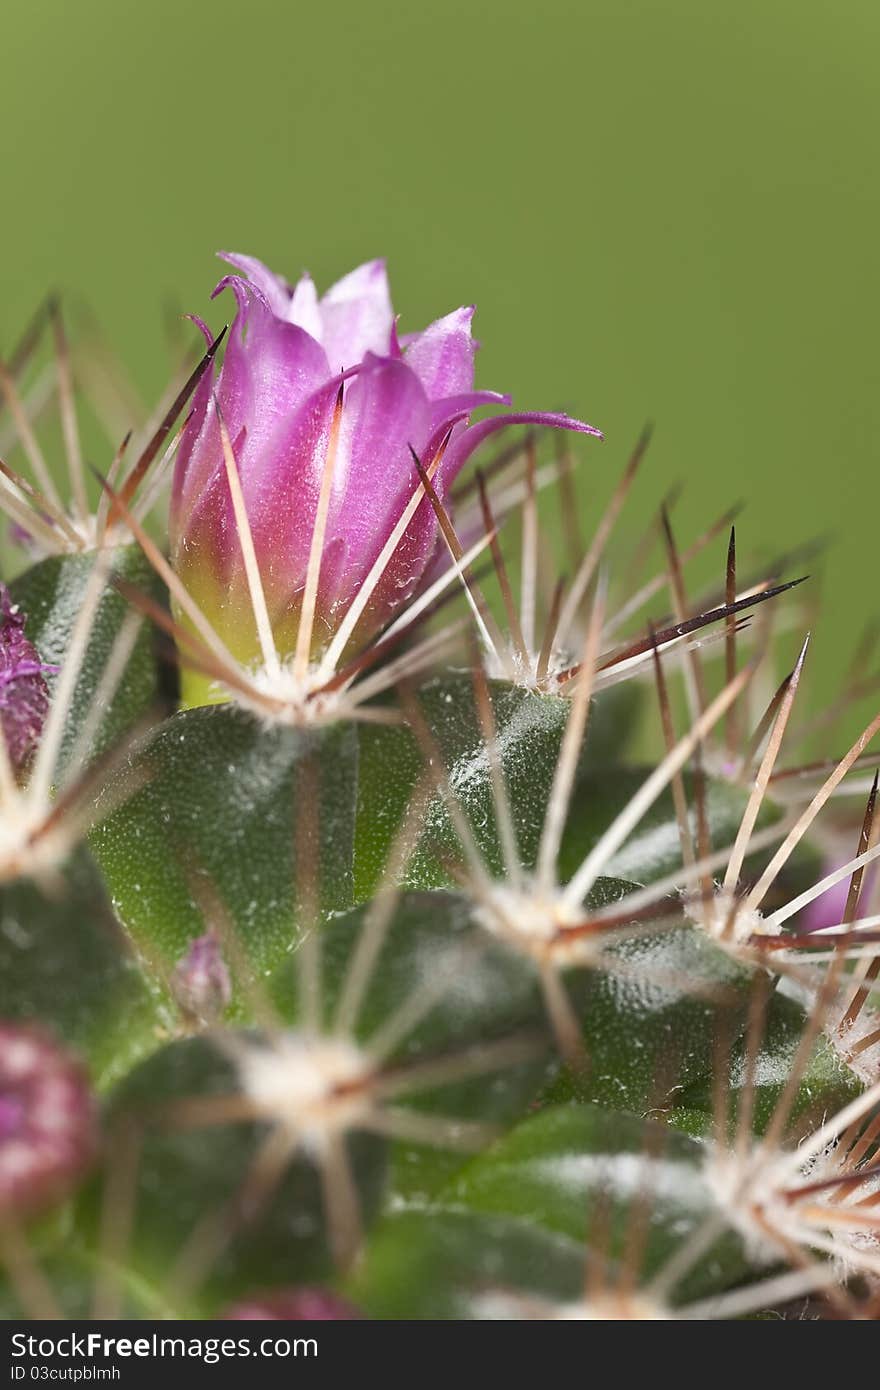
xmin=171 ymin=931 xmax=233 ymax=1024
xmin=171 ymin=254 xmax=601 ymax=685
xmin=223 ymin=1287 xmax=360 ymax=1320
xmin=0 ymin=586 xmax=54 ymax=780
xmin=0 ymin=1022 xmax=98 ymax=1217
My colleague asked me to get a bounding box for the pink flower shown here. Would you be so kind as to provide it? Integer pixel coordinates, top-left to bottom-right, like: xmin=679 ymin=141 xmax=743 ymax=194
xmin=170 ymin=254 xmax=601 ymax=682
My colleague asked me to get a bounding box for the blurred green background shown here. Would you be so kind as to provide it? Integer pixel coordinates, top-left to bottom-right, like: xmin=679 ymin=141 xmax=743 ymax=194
xmin=1 ymin=1 xmax=877 ymax=731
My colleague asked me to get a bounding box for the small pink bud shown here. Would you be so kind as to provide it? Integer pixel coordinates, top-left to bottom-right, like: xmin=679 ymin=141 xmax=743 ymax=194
xmin=0 ymin=1022 xmax=98 ymax=1217
xmin=171 ymin=931 xmax=233 ymax=1024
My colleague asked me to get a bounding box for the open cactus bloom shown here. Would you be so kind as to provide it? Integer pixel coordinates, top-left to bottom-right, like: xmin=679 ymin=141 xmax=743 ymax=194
xmin=3 ymin=260 xmax=880 ymax=1323
xmin=166 ymin=254 xmax=602 ymax=717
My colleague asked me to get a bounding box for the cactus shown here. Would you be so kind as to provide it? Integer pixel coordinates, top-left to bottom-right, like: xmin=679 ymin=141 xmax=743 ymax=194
xmin=0 ymin=263 xmax=877 ymax=1323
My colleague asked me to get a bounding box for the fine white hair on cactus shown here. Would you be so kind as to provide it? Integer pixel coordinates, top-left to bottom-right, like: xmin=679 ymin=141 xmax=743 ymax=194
xmin=461 ymin=1074 xmax=860 ymax=1321
xmin=693 ymin=976 xmax=880 ymax=1305
xmin=147 ymin=1027 xmax=537 ymax=1296
xmin=396 ymin=583 xmax=880 ymax=1079
xmin=469 ymin=1237 xmax=847 ymax=1320
xmin=0 ymin=302 xmax=223 ymax=558
xmin=109 ymin=768 xmax=544 ymax=1302
xmin=423 ymin=426 xmax=808 ymax=701
xmin=398 ymin=634 xmax=767 ymax=1065
xmin=469 ymin=1264 xmax=842 ymax=1320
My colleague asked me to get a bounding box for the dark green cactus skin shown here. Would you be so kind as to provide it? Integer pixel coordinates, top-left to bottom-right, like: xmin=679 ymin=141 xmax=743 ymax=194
xmin=0 ymin=545 xmax=868 ymax=1321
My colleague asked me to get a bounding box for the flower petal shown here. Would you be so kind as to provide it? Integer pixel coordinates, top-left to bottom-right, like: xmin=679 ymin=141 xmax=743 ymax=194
xmin=180 ymin=374 xmax=343 ymax=620
xmin=319 ymin=259 xmax=394 ymax=372
xmin=438 ymin=409 xmax=604 ymax=491
xmin=405 ymin=410 xmax=604 ymax=607
xmin=243 ymin=376 xmax=345 ymax=591
xmin=433 ymin=390 xmax=511 ymax=423
xmin=404 ymin=306 xmax=477 ymax=400
xmin=320 ymin=355 xmax=432 ymax=610
xmin=172 ymin=276 xmax=330 ymax=556
xmin=288 ymin=272 xmax=322 ymax=337
xmin=218 ymin=251 xmax=293 ymax=318
xmin=170 ymin=314 xmax=219 ymax=540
